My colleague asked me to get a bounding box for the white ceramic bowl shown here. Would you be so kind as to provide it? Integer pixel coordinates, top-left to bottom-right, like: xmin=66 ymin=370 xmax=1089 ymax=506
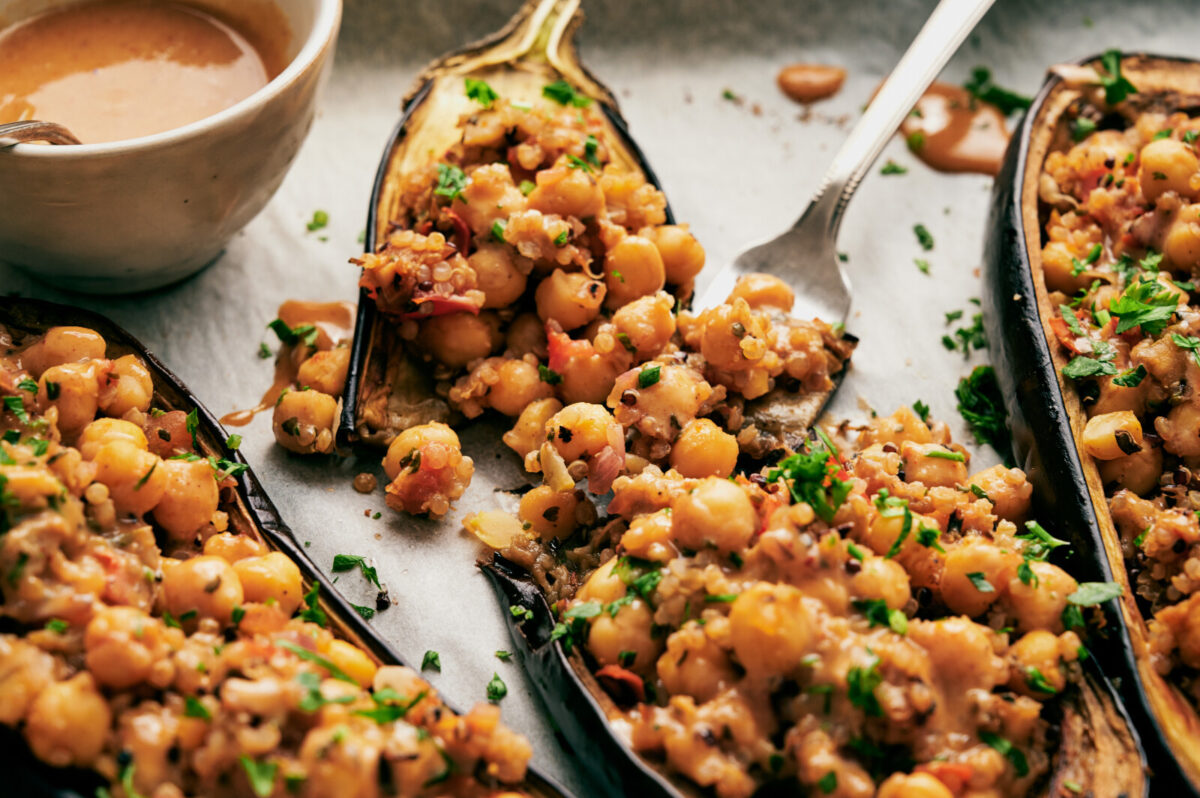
xmin=0 ymin=0 xmax=342 ymax=294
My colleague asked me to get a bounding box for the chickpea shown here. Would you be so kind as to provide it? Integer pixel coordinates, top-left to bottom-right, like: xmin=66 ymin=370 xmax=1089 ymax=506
xmin=557 ymin=347 xmax=626 ymax=406
xmin=273 ymin=389 xmax=338 ymax=455
xmin=93 ymin=440 xmax=167 ymax=516
xmin=671 ymin=477 xmax=757 ymax=553
xmin=728 ymin=582 xmax=812 ymax=677
xmin=162 ymin=555 xmax=243 ymax=624
xmin=967 ymin=465 xmax=1033 ymax=523
xmin=612 ymin=292 xmax=676 ymax=359
xmin=877 ymin=773 xmax=953 ymax=798
xmin=84 ymin=606 xmax=167 ymax=689
xmin=519 ymin=485 xmax=585 ymax=540
xmin=203 ymin=531 xmax=267 ymax=563
xmin=851 ymin=557 xmax=911 ymax=610
xmin=1007 ymin=561 xmax=1077 ymax=633
xmin=99 ymin=354 xmax=153 ymax=417
xmin=603 ymin=236 xmax=665 ymax=310
xmin=297 ymin=348 xmax=351 ymax=396
xmin=1009 ymin=629 xmax=1067 ymax=696
xmin=586 ymin=598 xmax=659 ymax=673
xmin=469 ymin=244 xmax=528 ymax=309
xmin=620 ymin=510 xmax=676 ymax=562
xmin=901 ymin=441 xmax=968 ymax=488
xmin=383 ymin=422 xmax=459 ymax=480
xmin=488 ymin=359 xmax=554 ymax=417
xmin=535 ymin=269 xmax=606 ymax=330
xmin=657 ymin=623 xmax=736 ymax=702
xmin=503 ymin=398 xmax=562 ymax=459
xmin=940 ymin=543 xmax=1013 ymax=617
xmin=1098 ymin=444 xmax=1162 ymax=496
xmin=640 ymin=224 xmax=705 ymax=285
xmin=546 ymin=402 xmax=619 ymax=463
xmin=21 ymin=326 xmax=106 ymax=377
xmin=324 ymin=639 xmax=377 ymax=687
xmin=505 ymin=312 xmax=547 ymax=357
xmin=1082 ymin=410 xmax=1143 ymax=460
xmin=234 ymin=553 xmax=304 ymax=616
xmin=38 ymin=362 xmax=100 ymax=439
xmin=1163 ymin=206 xmax=1200 ymax=270
xmin=1156 ymin=401 xmax=1200 ymax=457
xmin=24 ymin=673 xmax=111 ymax=767
xmin=418 ymin=311 xmax=502 ymax=369
xmin=153 ymin=458 xmax=219 ymax=539
xmin=528 ymin=157 xmax=605 ymax=219
xmin=1139 ymin=137 xmax=1199 ymax=203
xmin=77 ymin=418 xmax=148 ymax=460
xmin=726 ymin=274 xmax=795 ymax=313
xmin=669 ymin=419 xmax=739 ymax=478
xmin=576 ymin=559 xmax=628 ymax=606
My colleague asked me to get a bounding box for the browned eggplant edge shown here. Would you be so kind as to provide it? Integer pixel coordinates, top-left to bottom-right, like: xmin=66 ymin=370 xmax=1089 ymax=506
xmin=337 ymin=82 xmax=674 ymax=450
xmin=982 ymin=53 xmax=1183 ymax=794
xmin=0 ymin=297 xmax=569 ymax=798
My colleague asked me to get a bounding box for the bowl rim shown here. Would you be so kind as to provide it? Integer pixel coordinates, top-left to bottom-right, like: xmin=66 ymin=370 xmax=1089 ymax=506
xmin=3 ymin=0 xmax=342 ymax=159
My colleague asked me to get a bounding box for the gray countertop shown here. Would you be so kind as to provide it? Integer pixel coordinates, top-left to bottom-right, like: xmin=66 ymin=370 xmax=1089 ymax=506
xmin=2 ymin=1 xmax=1191 ymax=794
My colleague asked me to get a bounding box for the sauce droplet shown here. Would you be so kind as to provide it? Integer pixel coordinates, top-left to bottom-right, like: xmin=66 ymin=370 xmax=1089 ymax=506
xmin=899 ymin=83 xmax=1010 ymax=176
xmin=776 ymin=63 xmax=847 ymax=105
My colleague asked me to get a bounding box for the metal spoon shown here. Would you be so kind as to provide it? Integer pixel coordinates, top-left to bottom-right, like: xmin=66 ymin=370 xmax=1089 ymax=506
xmin=695 ymin=0 xmax=997 ymax=320
xmin=0 ymin=121 xmax=82 ymax=148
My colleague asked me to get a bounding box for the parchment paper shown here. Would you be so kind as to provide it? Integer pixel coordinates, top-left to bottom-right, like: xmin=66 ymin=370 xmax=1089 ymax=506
xmin=1 ymin=1 xmax=1191 ymax=794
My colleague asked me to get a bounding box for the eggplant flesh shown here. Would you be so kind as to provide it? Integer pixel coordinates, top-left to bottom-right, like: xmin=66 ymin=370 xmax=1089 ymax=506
xmin=0 ymin=297 xmax=567 ymax=798
xmin=984 ymin=53 xmax=1200 ymax=794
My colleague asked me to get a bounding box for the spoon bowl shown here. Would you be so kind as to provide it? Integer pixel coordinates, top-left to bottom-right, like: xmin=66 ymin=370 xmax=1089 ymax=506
xmin=0 ymin=120 xmax=81 ymax=147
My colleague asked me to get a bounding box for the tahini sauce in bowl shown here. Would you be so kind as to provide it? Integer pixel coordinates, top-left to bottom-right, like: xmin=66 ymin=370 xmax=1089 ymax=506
xmin=0 ymin=0 xmax=281 ymax=144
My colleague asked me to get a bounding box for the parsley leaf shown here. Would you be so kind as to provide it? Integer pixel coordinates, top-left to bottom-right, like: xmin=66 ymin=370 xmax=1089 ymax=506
xmin=434 ymin=163 xmax=469 ymax=202
xmin=846 ymin=651 xmax=883 ymax=716
xmin=542 ymin=80 xmax=591 ymax=108
xmin=1068 ymin=581 xmax=1123 ymax=605
xmin=955 ymin=366 xmax=1012 ymax=465
xmin=486 ymin=672 xmax=508 ymax=702
xmin=963 ymin=66 xmax=1032 ymax=115
xmin=422 ymin=650 xmax=441 ymax=671
xmin=967 ymin=572 xmax=995 ymax=593
xmin=1098 ymin=50 xmax=1137 ymax=105
xmin=1062 ymin=355 xmax=1118 ymax=379
xmin=767 ymin=438 xmax=852 ymax=524
xmin=296 ymin=582 xmax=327 ymax=628
xmin=1109 ymin=278 xmax=1179 ymax=335
xmin=464 ymin=77 xmax=498 ymax=107
xmin=239 ymin=755 xmax=277 ymax=798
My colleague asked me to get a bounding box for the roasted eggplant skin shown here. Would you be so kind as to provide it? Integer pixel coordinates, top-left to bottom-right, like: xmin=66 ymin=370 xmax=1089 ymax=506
xmin=0 ymin=297 xmax=569 ymax=798
xmin=982 ymin=53 xmax=1192 ymax=795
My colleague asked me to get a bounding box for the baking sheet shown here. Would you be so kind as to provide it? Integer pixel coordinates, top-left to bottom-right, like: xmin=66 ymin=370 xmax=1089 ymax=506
xmin=1 ymin=1 xmax=1194 ymax=794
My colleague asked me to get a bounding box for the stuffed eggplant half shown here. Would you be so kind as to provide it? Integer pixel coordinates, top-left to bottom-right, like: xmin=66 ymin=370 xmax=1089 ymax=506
xmin=984 ymin=53 xmax=1200 ymax=791
xmin=0 ymin=298 xmax=560 ymax=798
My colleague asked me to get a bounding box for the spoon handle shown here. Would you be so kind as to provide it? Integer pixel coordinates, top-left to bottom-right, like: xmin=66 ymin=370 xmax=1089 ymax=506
xmin=800 ymin=0 xmax=997 ymax=237
xmin=0 ymin=120 xmax=82 ymax=148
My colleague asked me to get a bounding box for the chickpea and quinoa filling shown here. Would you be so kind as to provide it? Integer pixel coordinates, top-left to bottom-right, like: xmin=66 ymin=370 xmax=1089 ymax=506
xmin=269 ymin=77 xmax=853 ymax=521
xmin=1037 ymin=60 xmax=1200 ymax=707
xmin=0 ymin=324 xmax=533 ymax=797
xmin=475 ymin=405 xmax=1123 ymax=797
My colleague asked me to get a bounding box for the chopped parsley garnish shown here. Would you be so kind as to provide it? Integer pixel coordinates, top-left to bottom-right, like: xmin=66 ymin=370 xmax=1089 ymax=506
xmin=963 ymin=66 xmax=1032 ymax=115
xmin=239 ymin=755 xmax=278 ymax=798
xmin=584 ymin=134 xmax=601 ymax=166
xmin=1186 ymin=130 xmax=1200 ymax=146
xmin=767 ymin=438 xmax=852 ymax=524
xmin=296 ymin=582 xmax=327 ymax=628
xmin=45 ymin=618 xmax=69 ymax=634
xmin=538 ymin=364 xmax=563 ymax=385
xmin=967 ymin=572 xmax=995 ymax=593
xmin=1110 ymin=277 xmax=1179 ymax=334
xmin=1068 ymin=581 xmax=1123 ymax=605
xmin=553 ymin=228 xmax=570 ymax=246
xmin=852 ymin=598 xmax=908 ymax=635
xmin=1062 ymin=355 xmax=1118 ymax=379
xmin=818 ymin=771 xmax=838 ymax=794
xmin=880 ymin=159 xmax=907 ymax=175
xmin=464 ymin=77 xmax=498 ymax=107
xmin=518 ymin=179 xmax=536 ymax=195
xmin=510 ymin=604 xmax=534 ymax=622
xmin=955 ymin=366 xmax=1012 ymax=464
xmin=847 ymin=542 xmax=866 ymax=561
xmin=846 ymin=651 xmax=883 ymax=716
xmin=1097 ymin=49 xmax=1137 ymax=105
xmin=352 ymin=603 xmax=375 ymax=620
xmin=134 ymin=462 xmax=157 ymax=491
xmin=1025 ymin=666 xmax=1059 ymax=695
xmin=306 ymin=210 xmax=329 ymax=233
xmin=184 ymin=696 xmax=212 ymax=720
xmin=924 ymin=448 xmax=964 ymax=462
xmin=912 ymin=400 xmax=930 ymax=422
xmin=1072 ymin=117 xmax=1097 ymax=142
xmin=331 ymin=553 xmax=383 ymax=590
xmin=486 ymin=672 xmax=508 ymax=702
xmin=422 ymin=650 xmax=441 ymax=671
xmin=906 ymin=130 xmax=926 ymax=151
xmin=913 ymin=224 xmax=934 ymax=251
xmin=915 ymin=525 xmax=945 ymax=552
xmin=276 ymin=639 xmax=354 ymax=683
xmin=705 ymin=593 xmax=739 ymax=603
xmin=434 ymin=163 xmax=469 ymax=202
xmin=979 ymin=731 xmax=1030 ymax=777
xmin=268 ymin=319 xmax=319 ymax=348
xmin=225 ymin=433 xmax=242 ymax=450
xmin=1172 ymin=333 xmax=1200 ymax=367
xmin=495 ymin=650 xmax=512 ymax=661
xmin=1153 ymin=129 xmax=1173 ymax=141
xmin=258 ymin=342 xmax=272 ymax=359
xmin=1070 ymin=242 xmax=1102 ymax=276
xmin=637 ymin=364 xmax=662 ymax=388
xmin=542 ymin=80 xmax=591 ymax=107
xmin=1113 ymin=364 xmax=1148 ymax=387
xmin=565 ymin=153 xmax=593 ymax=173
xmin=16 ymin=378 xmax=37 ymax=392
xmin=3 ymin=396 xmax=28 ymax=424
xmin=491 ymin=219 xmax=508 ymax=242
xmin=914 ymin=258 xmax=931 ymax=274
